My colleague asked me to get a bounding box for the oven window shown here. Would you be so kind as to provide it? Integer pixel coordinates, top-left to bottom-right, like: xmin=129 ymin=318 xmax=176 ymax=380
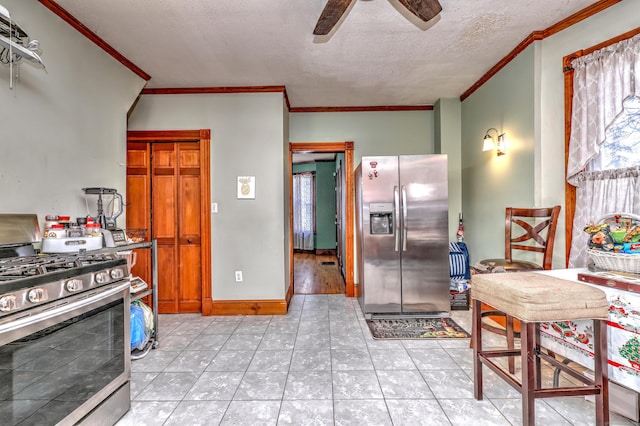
xmin=0 ymin=299 xmax=126 ymax=425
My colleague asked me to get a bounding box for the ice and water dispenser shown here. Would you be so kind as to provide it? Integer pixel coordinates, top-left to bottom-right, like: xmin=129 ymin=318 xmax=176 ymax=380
xmin=369 ymin=203 xmax=394 ymax=235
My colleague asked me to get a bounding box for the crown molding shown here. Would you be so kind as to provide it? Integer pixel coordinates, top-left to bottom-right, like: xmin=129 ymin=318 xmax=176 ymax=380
xmin=290 ymin=105 xmax=433 ymax=113
xmin=460 ymin=0 xmax=621 ymax=101
xmin=38 ymin=0 xmax=150 ymax=81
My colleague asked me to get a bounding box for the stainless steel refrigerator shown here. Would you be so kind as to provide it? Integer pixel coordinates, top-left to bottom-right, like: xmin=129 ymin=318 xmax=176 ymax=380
xmin=356 ymin=155 xmax=449 ymax=316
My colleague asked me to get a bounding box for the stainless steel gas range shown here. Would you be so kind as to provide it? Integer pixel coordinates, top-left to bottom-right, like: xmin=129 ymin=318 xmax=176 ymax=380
xmin=0 ymin=214 xmax=131 ymax=425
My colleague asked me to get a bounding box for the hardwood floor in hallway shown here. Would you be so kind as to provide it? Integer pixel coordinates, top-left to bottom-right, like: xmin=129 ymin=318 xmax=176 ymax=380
xmin=294 ymin=252 xmax=345 ymax=294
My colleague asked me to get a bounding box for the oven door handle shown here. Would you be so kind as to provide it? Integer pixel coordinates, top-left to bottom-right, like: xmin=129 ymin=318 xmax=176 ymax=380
xmin=0 ymin=282 xmax=130 ymax=345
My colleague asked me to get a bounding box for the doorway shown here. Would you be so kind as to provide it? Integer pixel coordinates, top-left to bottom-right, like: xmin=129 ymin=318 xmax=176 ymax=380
xmin=288 ymin=142 xmax=355 ymax=297
xmin=126 ymin=130 xmax=212 ymax=314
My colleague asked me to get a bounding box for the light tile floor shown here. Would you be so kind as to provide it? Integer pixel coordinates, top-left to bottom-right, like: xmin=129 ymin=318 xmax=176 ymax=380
xmin=116 ymin=294 xmax=640 ymax=425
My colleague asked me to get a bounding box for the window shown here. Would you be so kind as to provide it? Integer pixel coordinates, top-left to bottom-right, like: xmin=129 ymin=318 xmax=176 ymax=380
xmin=593 ymin=96 xmax=640 ymax=171
xmin=293 ymin=172 xmax=315 ymax=250
xmin=565 ymin=34 xmax=640 ymax=268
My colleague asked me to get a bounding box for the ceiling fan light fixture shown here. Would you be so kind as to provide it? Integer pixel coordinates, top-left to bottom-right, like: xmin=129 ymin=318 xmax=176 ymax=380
xmin=313 ymin=0 xmax=442 ymax=36
xmin=397 ymin=0 xmax=442 ymax=22
xmin=313 ymin=0 xmax=356 ymax=36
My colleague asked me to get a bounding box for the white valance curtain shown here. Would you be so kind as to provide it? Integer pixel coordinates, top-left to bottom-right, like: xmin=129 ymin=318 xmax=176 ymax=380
xmin=567 ymin=35 xmax=640 ymax=184
xmin=567 ymin=35 xmax=640 ymax=267
xmin=569 ymin=167 xmax=640 ymax=267
xmin=293 ymin=173 xmax=314 ymax=251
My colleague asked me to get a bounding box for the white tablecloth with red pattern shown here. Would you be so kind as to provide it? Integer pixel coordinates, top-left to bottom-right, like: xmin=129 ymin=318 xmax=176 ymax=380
xmin=537 ymin=269 xmax=640 ymax=393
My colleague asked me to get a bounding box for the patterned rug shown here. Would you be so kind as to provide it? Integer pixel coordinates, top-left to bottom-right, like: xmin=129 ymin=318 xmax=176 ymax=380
xmin=366 ymin=317 xmax=470 ymax=339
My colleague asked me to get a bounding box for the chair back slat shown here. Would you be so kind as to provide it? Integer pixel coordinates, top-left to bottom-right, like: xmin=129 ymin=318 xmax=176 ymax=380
xmin=504 ymin=206 xmax=561 ymax=270
xmin=511 ymin=245 xmax=545 ymax=254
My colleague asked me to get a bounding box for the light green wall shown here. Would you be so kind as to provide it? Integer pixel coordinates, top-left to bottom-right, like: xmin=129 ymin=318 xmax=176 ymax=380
xmin=461 ymin=45 xmax=536 ymax=265
xmin=315 ymin=161 xmax=337 ymax=250
xmin=293 ymin=163 xmax=316 ymax=173
xmin=537 ymin=1 xmax=640 ymax=268
xmin=460 ymin=1 xmax=640 ymax=268
xmin=435 ymin=99 xmax=462 ymax=241
xmin=289 ymin=110 xmax=434 ymax=283
xmin=0 ymin=0 xmax=145 ymax=236
xmin=289 ymin=111 xmax=434 ymax=163
xmin=128 ymin=92 xmax=287 ymax=301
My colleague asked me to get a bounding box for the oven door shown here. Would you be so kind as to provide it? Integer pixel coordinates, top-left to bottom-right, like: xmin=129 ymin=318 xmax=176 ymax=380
xmin=0 ymin=282 xmax=130 ymax=426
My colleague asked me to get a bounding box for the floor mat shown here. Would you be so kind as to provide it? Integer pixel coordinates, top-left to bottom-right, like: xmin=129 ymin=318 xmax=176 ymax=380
xmin=366 ymin=317 xmax=470 ymax=339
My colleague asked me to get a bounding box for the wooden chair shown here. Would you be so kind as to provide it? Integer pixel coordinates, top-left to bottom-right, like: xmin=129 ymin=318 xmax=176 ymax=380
xmin=477 ymin=206 xmax=561 ymax=272
xmin=471 ymin=206 xmax=561 ymax=372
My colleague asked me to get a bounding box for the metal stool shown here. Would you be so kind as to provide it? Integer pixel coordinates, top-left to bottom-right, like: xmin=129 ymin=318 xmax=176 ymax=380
xmin=471 ymin=272 xmax=610 ymax=426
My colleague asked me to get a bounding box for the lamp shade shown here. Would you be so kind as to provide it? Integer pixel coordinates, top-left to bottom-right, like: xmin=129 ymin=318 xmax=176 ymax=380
xmin=496 ymin=133 xmax=507 ymax=156
xmin=482 ymin=135 xmax=495 ymax=151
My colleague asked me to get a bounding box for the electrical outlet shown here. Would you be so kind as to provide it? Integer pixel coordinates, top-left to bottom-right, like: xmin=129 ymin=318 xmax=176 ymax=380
xmin=235 ymin=271 xmax=243 ymax=282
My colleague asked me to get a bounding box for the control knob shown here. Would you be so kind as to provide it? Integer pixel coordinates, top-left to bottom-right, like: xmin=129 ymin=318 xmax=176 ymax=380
xmin=110 ymin=268 xmax=125 ymax=280
xmin=28 ymin=288 xmax=48 ymax=304
xmin=66 ymin=279 xmax=84 ymax=292
xmin=95 ymin=271 xmax=109 ymax=284
xmin=0 ymin=295 xmax=17 ymax=312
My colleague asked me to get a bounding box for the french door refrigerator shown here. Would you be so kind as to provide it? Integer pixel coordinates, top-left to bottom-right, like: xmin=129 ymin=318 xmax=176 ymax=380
xmin=356 ymin=155 xmax=449 ymax=316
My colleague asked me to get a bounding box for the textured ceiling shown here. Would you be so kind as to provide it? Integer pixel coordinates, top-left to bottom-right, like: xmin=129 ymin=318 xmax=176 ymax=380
xmin=54 ymin=0 xmax=598 ymax=107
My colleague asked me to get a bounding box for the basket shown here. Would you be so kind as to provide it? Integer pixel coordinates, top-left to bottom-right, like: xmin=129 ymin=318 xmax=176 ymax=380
xmin=588 ymin=249 xmax=640 ymax=274
xmin=594 ymin=212 xmax=640 ymax=234
xmin=126 ymin=228 xmax=147 ymax=243
xmin=586 ymin=212 xmax=640 ymax=273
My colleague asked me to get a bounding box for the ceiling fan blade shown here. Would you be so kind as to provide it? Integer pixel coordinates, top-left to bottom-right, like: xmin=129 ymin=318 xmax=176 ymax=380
xmin=313 ymin=0 xmax=356 ymax=35
xmin=397 ymin=0 xmax=442 ymax=22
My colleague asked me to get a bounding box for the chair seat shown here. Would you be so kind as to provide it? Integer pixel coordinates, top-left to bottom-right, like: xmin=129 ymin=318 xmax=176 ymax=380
xmin=472 ymin=274 xmax=610 ymax=426
xmin=472 ymin=272 xmax=608 ymax=322
xmin=478 ymin=258 xmax=542 ymax=272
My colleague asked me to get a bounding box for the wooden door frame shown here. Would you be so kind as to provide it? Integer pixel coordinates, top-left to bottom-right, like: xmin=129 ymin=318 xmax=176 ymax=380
xmin=289 ymin=142 xmax=355 ymax=297
xmin=127 ymin=129 xmax=212 ymax=314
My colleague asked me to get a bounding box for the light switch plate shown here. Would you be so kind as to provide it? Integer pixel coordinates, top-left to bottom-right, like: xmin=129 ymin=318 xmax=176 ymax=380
xmin=211 ymin=202 xmax=218 ymax=213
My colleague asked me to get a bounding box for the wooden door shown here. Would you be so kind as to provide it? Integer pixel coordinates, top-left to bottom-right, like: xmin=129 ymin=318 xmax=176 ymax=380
xmin=127 ymin=131 xmax=209 ymax=314
xmin=152 ymin=143 xmax=202 ymax=313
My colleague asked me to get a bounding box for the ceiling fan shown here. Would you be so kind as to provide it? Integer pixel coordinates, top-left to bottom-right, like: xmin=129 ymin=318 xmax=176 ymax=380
xmin=314 ymin=0 xmax=442 ymax=35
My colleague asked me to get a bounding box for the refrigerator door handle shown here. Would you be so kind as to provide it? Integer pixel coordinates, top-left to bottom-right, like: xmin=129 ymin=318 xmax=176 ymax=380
xmin=401 ymin=185 xmax=408 ymax=251
xmin=394 ymin=186 xmax=400 ymax=252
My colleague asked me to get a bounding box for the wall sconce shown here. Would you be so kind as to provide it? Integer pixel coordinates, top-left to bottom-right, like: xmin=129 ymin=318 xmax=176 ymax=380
xmin=482 ymin=128 xmax=507 ymax=156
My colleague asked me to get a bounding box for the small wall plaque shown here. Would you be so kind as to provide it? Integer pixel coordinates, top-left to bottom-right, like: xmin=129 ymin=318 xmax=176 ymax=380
xmin=237 ymin=176 xmax=255 ymax=199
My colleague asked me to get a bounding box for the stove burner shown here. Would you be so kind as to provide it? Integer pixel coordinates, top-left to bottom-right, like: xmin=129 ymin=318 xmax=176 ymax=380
xmin=0 ymin=251 xmax=129 ymax=319
xmin=0 ymin=252 xmax=119 ymax=281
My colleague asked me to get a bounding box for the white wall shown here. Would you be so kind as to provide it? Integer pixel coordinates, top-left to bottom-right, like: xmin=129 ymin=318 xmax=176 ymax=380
xmin=128 ymin=92 xmax=287 ymax=301
xmin=0 ymin=0 xmax=145 ymax=234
